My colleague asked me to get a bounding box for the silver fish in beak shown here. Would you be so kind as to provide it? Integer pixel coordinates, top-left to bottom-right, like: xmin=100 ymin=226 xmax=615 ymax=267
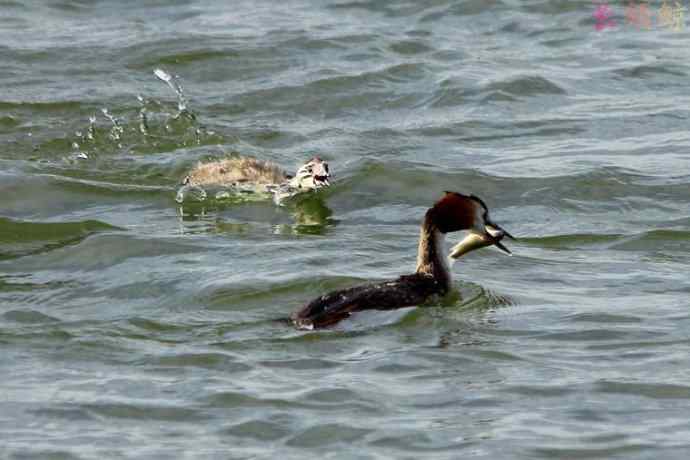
xmin=449 ymin=220 xmax=515 ymax=259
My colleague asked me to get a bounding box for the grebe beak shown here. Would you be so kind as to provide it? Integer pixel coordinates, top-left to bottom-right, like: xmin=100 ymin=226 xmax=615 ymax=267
xmin=487 ymin=220 xmax=515 ymax=241
xmin=449 ymin=221 xmax=515 ymax=259
xmin=485 ymin=221 xmax=514 ymax=255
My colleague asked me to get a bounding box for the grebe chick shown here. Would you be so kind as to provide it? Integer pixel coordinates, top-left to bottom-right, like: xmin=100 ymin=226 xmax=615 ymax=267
xmin=176 ymin=156 xmax=330 ymax=204
xmin=291 ymin=192 xmax=514 ymax=329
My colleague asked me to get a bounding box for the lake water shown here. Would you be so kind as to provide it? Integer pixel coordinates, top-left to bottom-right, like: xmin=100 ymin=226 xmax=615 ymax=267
xmin=1 ymin=1 xmax=689 ymax=458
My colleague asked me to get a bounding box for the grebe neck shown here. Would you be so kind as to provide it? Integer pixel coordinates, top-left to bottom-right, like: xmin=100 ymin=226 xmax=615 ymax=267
xmin=415 ymin=214 xmax=451 ymax=291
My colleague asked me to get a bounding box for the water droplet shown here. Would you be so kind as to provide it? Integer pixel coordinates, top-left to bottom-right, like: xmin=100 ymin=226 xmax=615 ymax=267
xmin=139 ymin=110 xmax=149 ymax=135
xmin=154 ymin=68 xmax=189 ymax=114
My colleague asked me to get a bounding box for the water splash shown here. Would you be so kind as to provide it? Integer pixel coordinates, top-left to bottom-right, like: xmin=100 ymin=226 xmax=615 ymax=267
xmin=71 ymin=126 xmax=90 ymax=160
xmin=137 ymin=95 xmax=149 ymax=136
xmin=87 ymin=115 xmax=96 ymax=141
xmin=101 ymin=108 xmax=124 ymax=142
xmin=69 ymin=139 xmax=88 ymax=161
xmin=154 ymin=68 xmax=188 ymax=112
xmin=65 ymin=70 xmax=222 ymax=160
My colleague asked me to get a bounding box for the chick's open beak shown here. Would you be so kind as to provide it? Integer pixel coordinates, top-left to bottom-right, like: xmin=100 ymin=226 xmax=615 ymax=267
xmin=313 ymin=175 xmax=329 ymax=187
xmin=312 ymin=162 xmax=330 ymax=188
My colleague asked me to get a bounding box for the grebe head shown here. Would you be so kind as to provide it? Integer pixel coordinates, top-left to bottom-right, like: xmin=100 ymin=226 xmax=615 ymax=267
xmin=293 ymin=157 xmax=331 ymax=190
xmin=429 ymin=192 xmax=514 ymax=258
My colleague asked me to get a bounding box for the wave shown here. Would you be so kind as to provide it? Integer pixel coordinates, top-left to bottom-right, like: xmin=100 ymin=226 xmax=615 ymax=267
xmin=520 ymin=229 xmax=690 ymax=251
xmin=0 ymin=216 xmax=121 ymax=260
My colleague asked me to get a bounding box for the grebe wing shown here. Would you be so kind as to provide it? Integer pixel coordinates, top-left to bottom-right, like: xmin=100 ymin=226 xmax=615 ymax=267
xmin=291 ymin=274 xmax=443 ymax=329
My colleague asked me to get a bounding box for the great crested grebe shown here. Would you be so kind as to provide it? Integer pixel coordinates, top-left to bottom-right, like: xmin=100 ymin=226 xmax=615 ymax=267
xmin=291 ymin=192 xmax=514 ymax=329
xmin=176 ymin=156 xmax=331 ymax=204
